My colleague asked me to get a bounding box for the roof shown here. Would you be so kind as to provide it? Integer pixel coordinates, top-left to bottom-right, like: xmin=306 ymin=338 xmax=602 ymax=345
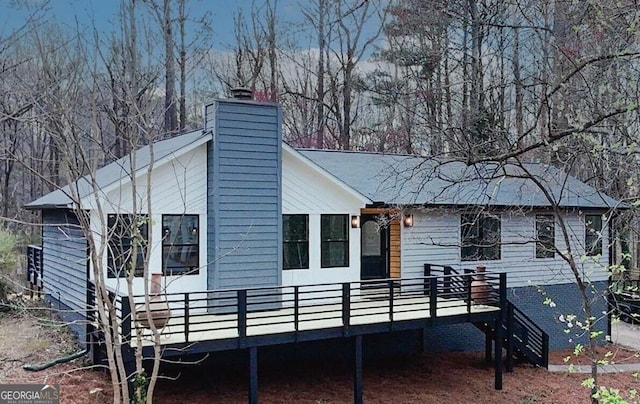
xmin=298 ymin=149 xmax=624 ymax=209
xmin=26 ymin=130 xmax=211 ymax=209
xmin=282 ymin=143 xmax=372 ymax=204
xmin=27 ymin=129 xmax=623 ymax=211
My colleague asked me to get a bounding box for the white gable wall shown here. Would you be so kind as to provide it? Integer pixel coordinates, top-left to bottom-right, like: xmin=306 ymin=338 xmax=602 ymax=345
xmin=281 ymin=149 xmax=365 ymax=287
xmin=89 ymin=144 xmax=208 ymax=297
xmin=402 ymin=208 xmax=609 ymax=287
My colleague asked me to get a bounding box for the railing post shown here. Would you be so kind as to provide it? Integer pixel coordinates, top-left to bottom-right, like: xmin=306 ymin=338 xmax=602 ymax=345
xmin=121 ymin=296 xmax=131 ymax=345
xmin=388 ymin=279 xmax=394 ymax=325
xmin=184 ymin=293 xmax=190 ymax=343
xmin=27 ymin=245 xmax=44 ymax=298
xmin=294 ymin=286 xmax=300 ymax=333
xmin=342 ymin=283 xmax=351 ymax=335
xmin=238 ymin=290 xmax=247 ymax=339
xmin=506 ymin=303 xmax=514 ymax=372
xmin=499 ymin=273 xmax=507 ymax=312
xmin=495 ymin=272 xmax=507 ymax=390
xmin=423 ymin=264 xmax=431 ymax=296
xmin=466 ymin=270 xmax=472 ymax=313
xmin=444 ymin=266 xmax=452 ymax=295
xmin=36 ymin=247 xmax=42 ymax=273
xmin=429 ymin=277 xmax=438 ymax=323
xmin=542 ymin=333 xmax=549 ymax=368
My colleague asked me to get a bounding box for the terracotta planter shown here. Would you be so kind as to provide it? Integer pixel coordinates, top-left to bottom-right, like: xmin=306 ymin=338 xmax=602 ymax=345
xmin=136 ymin=273 xmax=171 ymax=329
xmin=470 ymin=265 xmax=492 ymax=304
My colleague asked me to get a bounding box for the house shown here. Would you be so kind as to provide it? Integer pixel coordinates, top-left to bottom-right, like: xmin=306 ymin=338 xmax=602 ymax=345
xmin=297 ymin=149 xmax=620 ymax=350
xmin=25 ymin=95 xmax=623 ymax=399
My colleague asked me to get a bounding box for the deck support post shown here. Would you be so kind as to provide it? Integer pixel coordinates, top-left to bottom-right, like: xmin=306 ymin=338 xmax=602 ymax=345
xmin=494 ymin=317 xmax=503 ymax=390
xmin=494 ymin=272 xmax=507 ymax=390
xmin=506 ymin=303 xmax=514 ymax=372
xmin=353 ymin=335 xmax=363 ymax=404
xmin=485 ymin=330 xmax=492 ymax=363
xmin=248 ymin=346 xmax=258 ymax=404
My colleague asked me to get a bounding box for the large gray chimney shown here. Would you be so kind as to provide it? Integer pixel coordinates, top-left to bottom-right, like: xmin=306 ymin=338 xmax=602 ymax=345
xmin=204 ymin=98 xmax=282 ymax=292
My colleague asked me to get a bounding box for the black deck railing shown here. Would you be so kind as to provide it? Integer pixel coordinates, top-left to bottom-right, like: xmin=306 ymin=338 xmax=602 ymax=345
xmin=26 ymin=245 xmax=43 ymax=297
xmin=506 ymin=301 xmax=549 ymax=368
xmin=423 ymin=263 xmax=549 ymax=368
xmin=424 ymin=263 xmax=479 ymax=300
xmin=89 ymin=272 xmax=506 ymax=350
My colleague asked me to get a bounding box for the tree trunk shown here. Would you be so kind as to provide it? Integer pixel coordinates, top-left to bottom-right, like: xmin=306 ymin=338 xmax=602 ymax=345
xmin=178 ymin=0 xmax=186 ymax=132
xmin=163 ymin=0 xmax=177 ymax=135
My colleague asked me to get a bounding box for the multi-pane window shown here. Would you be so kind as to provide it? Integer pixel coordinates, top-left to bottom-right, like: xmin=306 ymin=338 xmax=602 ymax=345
xmin=321 ymin=214 xmax=349 ymax=268
xmin=162 ymin=215 xmax=199 ymax=276
xmin=536 ymin=215 xmax=555 ymax=259
xmin=283 ymin=215 xmax=309 ymax=269
xmin=585 ymin=214 xmax=603 ymax=256
xmin=107 ymin=214 xmax=148 ymax=278
xmin=461 ymin=213 xmax=501 ymax=261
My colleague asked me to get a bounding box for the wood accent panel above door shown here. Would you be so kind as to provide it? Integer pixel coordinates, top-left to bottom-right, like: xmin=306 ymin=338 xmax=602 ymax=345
xmin=389 ymin=220 xmax=401 ymax=278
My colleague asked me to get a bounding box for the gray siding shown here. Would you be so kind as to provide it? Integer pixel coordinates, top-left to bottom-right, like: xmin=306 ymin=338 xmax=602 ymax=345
xmin=507 ymin=282 xmax=608 ymax=350
xmin=422 ymin=282 xmax=608 ymax=351
xmin=42 ymin=209 xmax=88 ymax=345
xmin=206 ymin=100 xmax=282 ymax=290
xmin=403 ymin=209 xmax=610 ymax=287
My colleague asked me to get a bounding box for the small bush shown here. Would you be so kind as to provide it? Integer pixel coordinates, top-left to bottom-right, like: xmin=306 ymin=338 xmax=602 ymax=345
xmin=0 ymin=226 xmax=19 ymax=309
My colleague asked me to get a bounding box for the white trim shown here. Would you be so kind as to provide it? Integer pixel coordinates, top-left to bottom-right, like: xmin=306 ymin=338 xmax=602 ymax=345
xmin=282 ymin=144 xmax=372 ymax=205
xmin=79 ymin=134 xmax=212 ymax=208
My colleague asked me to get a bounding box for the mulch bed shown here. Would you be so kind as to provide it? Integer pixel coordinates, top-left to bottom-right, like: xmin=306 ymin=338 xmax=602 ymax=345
xmin=3 ymin=310 xmax=640 ymax=403
xmin=549 ymin=343 xmax=640 ymax=366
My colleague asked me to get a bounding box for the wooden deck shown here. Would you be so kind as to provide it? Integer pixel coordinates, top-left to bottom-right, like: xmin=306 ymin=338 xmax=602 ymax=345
xmin=88 ymin=270 xmax=511 ymax=403
xmin=134 ymin=295 xmax=500 ymax=346
xmin=93 ymin=272 xmax=508 ymax=353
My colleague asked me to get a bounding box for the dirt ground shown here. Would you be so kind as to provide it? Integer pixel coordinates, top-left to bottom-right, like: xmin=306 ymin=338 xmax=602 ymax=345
xmin=2 ymin=310 xmax=640 ymax=403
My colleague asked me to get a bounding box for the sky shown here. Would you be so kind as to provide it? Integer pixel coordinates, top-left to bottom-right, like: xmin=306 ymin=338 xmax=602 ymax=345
xmin=1 ymin=0 xmax=302 ymax=50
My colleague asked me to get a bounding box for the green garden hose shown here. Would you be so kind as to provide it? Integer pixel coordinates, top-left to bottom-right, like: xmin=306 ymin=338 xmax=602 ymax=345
xmin=22 ymin=349 xmax=88 ymax=371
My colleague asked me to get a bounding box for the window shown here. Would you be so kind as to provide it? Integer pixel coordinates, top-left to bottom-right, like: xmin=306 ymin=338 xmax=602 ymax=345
xmin=361 ymin=220 xmax=381 ymax=257
xmin=536 ymin=215 xmax=555 ymax=258
xmin=162 ymin=215 xmax=199 ymax=276
xmin=107 ymin=214 xmax=148 ymax=278
xmin=321 ymin=214 xmax=349 ymax=268
xmin=283 ymin=215 xmax=309 ymax=269
xmin=461 ymin=213 xmax=501 ymax=261
xmin=585 ymin=214 xmax=603 ymax=256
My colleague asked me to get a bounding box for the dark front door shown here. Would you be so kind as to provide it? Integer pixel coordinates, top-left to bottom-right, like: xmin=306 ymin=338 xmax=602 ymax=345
xmin=360 ymin=215 xmax=389 ymax=280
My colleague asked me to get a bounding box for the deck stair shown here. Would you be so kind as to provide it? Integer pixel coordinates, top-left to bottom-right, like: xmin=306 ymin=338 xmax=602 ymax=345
xmin=424 ymin=264 xmax=549 ymax=369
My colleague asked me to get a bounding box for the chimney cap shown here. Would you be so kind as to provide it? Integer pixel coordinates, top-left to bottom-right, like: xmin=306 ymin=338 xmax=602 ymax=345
xmin=230 ymin=87 xmax=253 ymax=100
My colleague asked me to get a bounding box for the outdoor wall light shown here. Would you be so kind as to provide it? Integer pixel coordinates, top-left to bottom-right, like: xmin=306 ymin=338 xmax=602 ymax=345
xmin=351 ymin=215 xmax=360 ymax=228
xmin=403 ymin=214 xmax=414 ymax=227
